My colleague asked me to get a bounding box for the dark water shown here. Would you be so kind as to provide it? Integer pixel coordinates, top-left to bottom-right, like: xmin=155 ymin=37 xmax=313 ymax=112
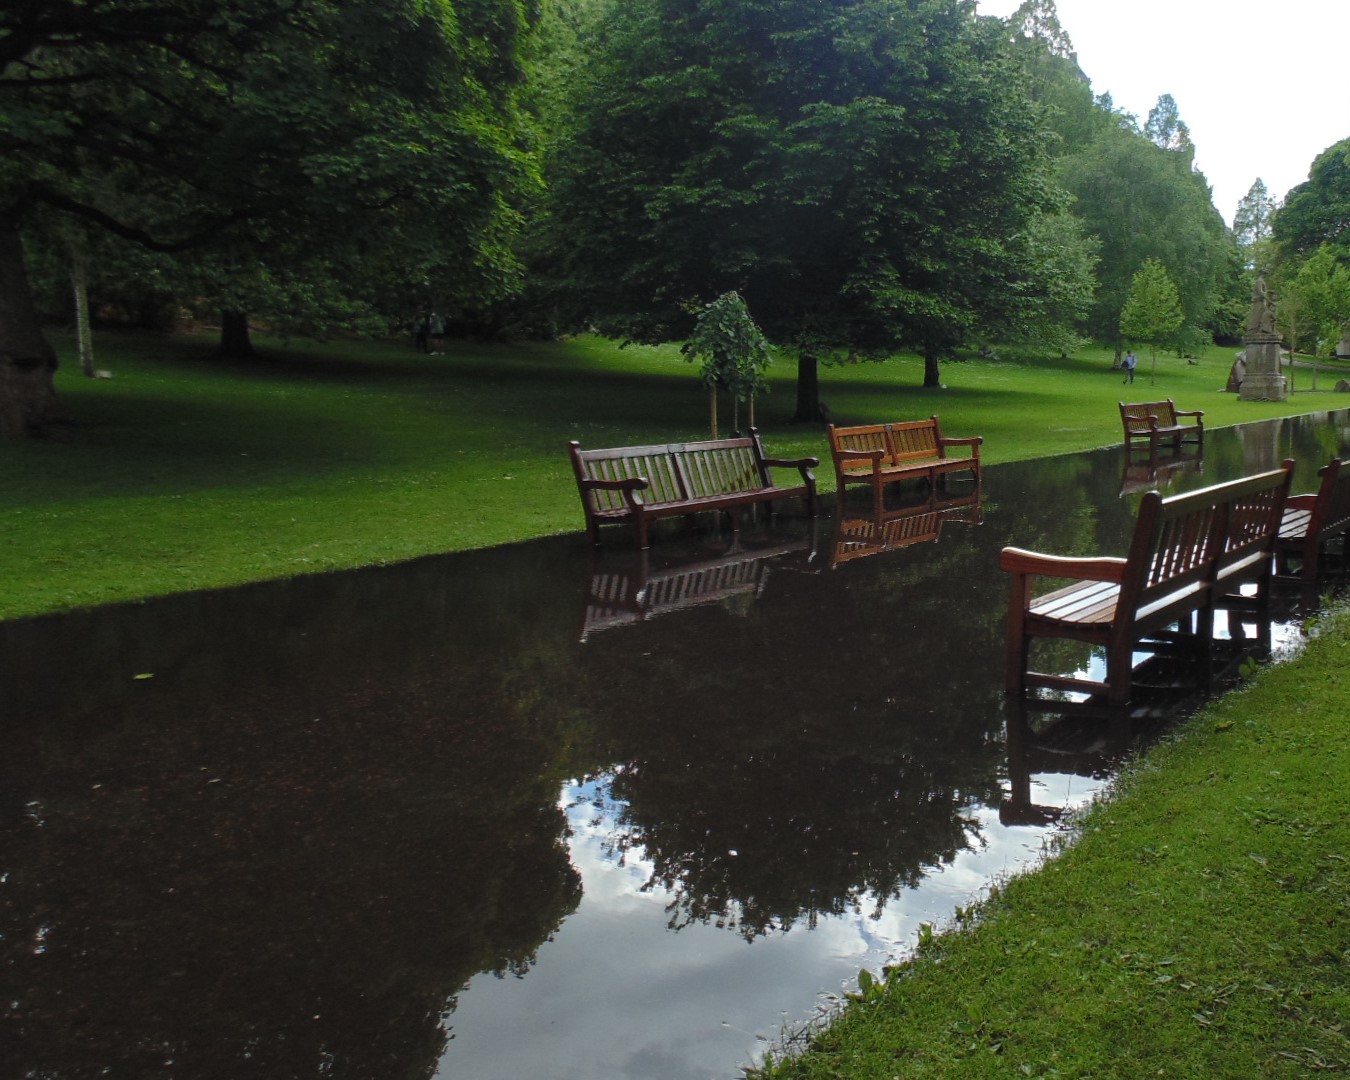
xmin=4 ymin=411 xmax=1349 ymax=1080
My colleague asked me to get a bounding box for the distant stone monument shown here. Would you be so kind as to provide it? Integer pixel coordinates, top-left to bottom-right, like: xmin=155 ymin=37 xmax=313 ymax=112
xmin=1239 ymin=273 xmax=1287 ymax=401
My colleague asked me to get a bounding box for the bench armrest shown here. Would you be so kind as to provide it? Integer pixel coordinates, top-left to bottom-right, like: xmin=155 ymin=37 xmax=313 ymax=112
xmin=832 ymin=448 xmax=885 ymax=464
xmin=998 ymin=547 xmax=1129 ymax=583
xmin=580 ymin=474 xmax=651 ymax=509
xmin=580 ymin=476 xmax=650 ymax=493
xmin=939 ymin=436 xmax=982 ymax=452
xmin=762 ymin=455 xmax=820 ymax=470
xmin=1174 ymin=409 xmax=1204 ymax=420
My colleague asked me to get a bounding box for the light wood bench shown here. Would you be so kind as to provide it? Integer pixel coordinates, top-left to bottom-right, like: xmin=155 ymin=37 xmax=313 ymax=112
xmin=1275 ymin=458 xmax=1350 ymax=591
xmin=568 ymin=431 xmax=817 ymax=548
xmin=826 ymin=416 xmax=981 ymax=505
xmin=1000 ymin=463 xmax=1292 ymax=706
xmin=1120 ymin=399 xmax=1204 ymax=458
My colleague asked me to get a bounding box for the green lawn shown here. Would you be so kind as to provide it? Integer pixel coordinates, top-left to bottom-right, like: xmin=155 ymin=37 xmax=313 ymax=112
xmin=1 ymin=329 xmax=1344 ymax=621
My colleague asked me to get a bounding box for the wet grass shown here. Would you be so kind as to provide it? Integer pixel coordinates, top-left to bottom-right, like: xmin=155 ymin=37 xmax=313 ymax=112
xmin=753 ymin=601 xmax=1350 ymax=1079
xmin=1 ymin=329 xmax=1346 ymax=620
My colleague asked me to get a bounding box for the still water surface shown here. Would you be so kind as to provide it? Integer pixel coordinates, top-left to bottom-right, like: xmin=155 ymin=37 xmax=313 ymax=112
xmin=4 ymin=412 xmax=1348 ymax=1079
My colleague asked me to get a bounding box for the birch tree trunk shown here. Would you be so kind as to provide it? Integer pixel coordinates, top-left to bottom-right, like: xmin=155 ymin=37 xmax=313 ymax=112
xmin=71 ymin=248 xmax=95 ymax=378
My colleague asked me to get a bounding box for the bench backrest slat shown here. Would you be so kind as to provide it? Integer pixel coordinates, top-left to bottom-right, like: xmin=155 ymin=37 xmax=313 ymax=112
xmin=1121 ymin=400 xmax=1179 ymax=433
xmin=675 ymin=443 xmax=761 ymax=497
xmin=1311 ymin=458 xmax=1350 ymax=537
xmin=575 ymin=448 xmax=688 ymax=509
xmin=888 ymin=418 xmax=942 ymax=461
xmin=1121 ymin=464 xmax=1291 ymax=612
xmin=829 ymin=425 xmax=890 ymax=461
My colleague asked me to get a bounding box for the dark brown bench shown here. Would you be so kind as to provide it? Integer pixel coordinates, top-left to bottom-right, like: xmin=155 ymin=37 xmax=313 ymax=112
xmin=1000 ymin=463 xmax=1292 ymax=706
xmin=827 ymin=416 xmax=981 ymax=505
xmin=1275 ymin=458 xmax=1350 ymax=591
xmin=568 ymin=430 xmax=818 ymax=548
xmin=1120 ymin=399 xmax=1204 ymax=458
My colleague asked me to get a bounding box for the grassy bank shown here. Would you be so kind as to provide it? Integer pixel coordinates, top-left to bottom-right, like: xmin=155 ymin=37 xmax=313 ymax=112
xmin=1 ymin=330 xmax=1344 ymax=620
xmin=754 ymin=604 xmax=1350 ymax=1079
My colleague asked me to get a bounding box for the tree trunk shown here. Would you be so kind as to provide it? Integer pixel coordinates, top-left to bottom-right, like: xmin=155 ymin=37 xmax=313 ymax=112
xmin=71 ymin=250 xmax=95 ymax=378
xmin=793 ymin=353 xmax=819 ymax=421
xmin=923 ymin=350 xmax=942 ymax=388
xmin=219 ymin=310 xmax=255 ymax=360
xmin=709 ymin=386 xmax=718 ymax=439
xmin=0 ymin=213 xmax=58 ymax=437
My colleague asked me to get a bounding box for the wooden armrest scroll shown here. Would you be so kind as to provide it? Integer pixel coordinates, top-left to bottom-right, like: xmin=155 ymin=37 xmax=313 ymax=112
xmin=998 ymin=547 xmax=1129 ymax=582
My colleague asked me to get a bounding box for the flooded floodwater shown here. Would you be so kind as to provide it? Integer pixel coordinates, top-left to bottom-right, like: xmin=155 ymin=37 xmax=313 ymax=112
xmin=3 ymin=411 xmax=1348 ymax=1079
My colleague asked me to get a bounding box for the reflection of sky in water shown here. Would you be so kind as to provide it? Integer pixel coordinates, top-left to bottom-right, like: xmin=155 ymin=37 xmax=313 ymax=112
xmin=438 ymin=772 xmax=1107 ymax=1080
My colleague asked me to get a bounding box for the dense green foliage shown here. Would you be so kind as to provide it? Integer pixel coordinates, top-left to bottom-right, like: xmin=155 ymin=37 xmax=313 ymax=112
xmin=3 ymin=0 xmax=1337 ymax=439
xmin=0 ymin=0 xmax=541 ymax=430
xmin=1273 ymin=137 xmax=1350 ymax=260
xmin=542 ymin=0 xmax=1084 ymax=407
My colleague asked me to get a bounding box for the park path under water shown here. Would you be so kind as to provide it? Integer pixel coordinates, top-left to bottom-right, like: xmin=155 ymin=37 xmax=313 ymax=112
xmin=3 ymin=410 xmax=1349 ymax=1080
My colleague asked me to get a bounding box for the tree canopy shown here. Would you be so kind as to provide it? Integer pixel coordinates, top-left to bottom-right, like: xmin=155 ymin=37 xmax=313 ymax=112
xmin=1273 ymin=137 xmax=1350 ymax=260
xmin=0 ymin=0 xmax=541 ymax=433
xmin=543 ymin=0 xmax=1076 ymax=411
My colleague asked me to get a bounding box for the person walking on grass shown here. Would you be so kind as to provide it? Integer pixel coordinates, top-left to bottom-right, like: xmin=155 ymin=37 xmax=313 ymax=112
xmin=1122 ymin=350 xmax=1137 ymax=384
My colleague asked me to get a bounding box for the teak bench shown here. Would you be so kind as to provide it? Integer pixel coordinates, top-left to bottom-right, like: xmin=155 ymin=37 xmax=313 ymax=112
xmin=1120 ymin=399 xmax=1204 ymax=458
xmin=568 ymin=430 xmax=818 ymax=548
xmin=826 ymin=416 xmax=981 ymax=505
xmin=1000 ymin=463 xmax=1292 ymax=706
xmin=1275 ymin=457 xmax=1350 ymax=590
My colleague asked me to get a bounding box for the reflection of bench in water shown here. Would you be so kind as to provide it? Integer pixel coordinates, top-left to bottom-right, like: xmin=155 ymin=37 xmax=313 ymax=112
xmin=581 ymin=534 xmax=817 ymax=640
xmin=830 ymin=487 xmax=982 ymax=568
xmin=1118 ymin=450 xmax=1203 ymax=496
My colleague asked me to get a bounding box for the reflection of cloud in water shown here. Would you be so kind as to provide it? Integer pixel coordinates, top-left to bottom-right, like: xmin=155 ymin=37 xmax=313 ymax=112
xmin=437 ymin=773 xmax=1106 ymax=1080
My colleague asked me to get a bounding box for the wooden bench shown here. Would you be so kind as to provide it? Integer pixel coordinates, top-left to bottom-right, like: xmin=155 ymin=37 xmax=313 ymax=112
xmin=568 ymin=430 xmax=818 ymax=548
xmin=1275 ymin=458 xmax=1350 ymax=591
xmin=1000 ymin=463 xmax=1292 ymax=706
xmin=826 ymin=416 xmax=981 ymax=505
xmin=1120 ymin=399 xmax=1204 ymax=458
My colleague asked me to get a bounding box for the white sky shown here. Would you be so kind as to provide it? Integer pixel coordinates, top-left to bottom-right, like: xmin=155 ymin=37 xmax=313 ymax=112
xmin=977 ymin=0 xmax=1350 ymax=228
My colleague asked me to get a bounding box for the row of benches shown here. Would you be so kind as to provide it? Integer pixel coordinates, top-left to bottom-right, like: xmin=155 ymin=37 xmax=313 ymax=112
xmin=569 ymin=415 xmax=1350 ymax=708
xmin=569 ymin=401 xmax=1199 ymax=550
xmin=568 ymin=415 xmax=978 ymax=550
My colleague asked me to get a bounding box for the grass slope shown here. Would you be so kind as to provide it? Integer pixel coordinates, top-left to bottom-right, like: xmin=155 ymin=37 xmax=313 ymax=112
xmin=0 ymin=330 xmax=1343 ymax=620
xmin=755 ymin=604 xmax=1350 ymax=1079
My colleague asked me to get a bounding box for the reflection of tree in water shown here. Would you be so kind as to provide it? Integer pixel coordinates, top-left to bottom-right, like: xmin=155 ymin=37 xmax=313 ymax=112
xmin=0 ymin=553 xmax=587 ymax=1080
xmin=577 ymin=566 xmax=1011 ymax=939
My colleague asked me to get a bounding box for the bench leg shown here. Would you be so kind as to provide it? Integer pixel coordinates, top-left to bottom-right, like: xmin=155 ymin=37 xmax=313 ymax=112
xmin=1105 ymin=636 xmax=1134 ymax=706
xmin=1005 ymin=584 xmax=1031 ymax=695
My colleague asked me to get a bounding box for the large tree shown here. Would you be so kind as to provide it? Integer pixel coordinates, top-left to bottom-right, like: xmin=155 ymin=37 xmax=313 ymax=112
xmin=0 ymin=0 xmax=540 ymax=435
xmin=1273 ymin=137 xmax=1350 ymax=260
xmin=1059 ymin=117 xmax=1231 ymax=353
xmin=544 ymin=0 xmax=1072 ymax=415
